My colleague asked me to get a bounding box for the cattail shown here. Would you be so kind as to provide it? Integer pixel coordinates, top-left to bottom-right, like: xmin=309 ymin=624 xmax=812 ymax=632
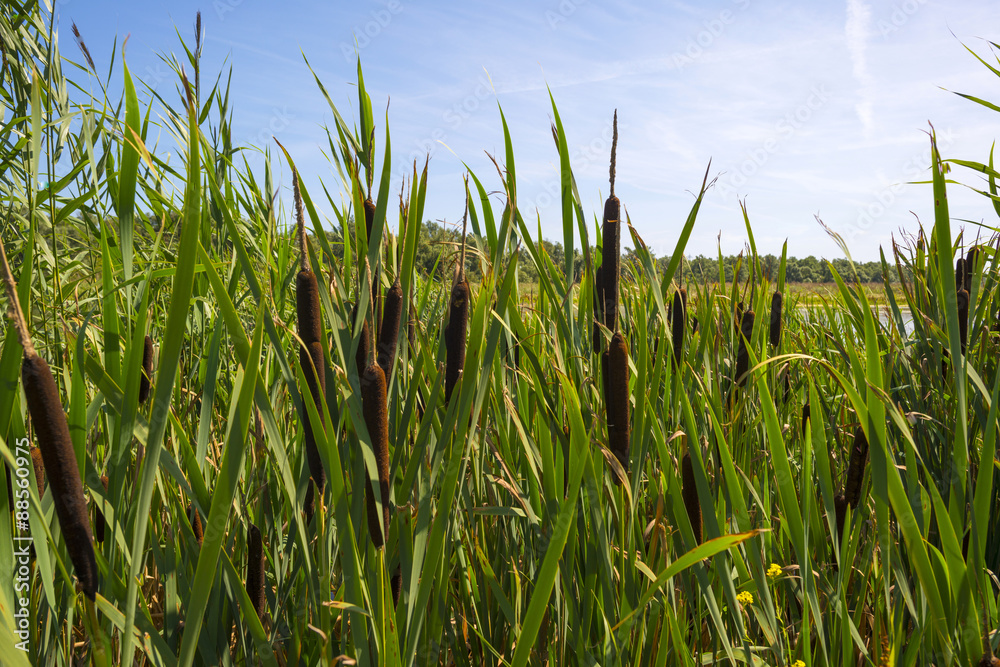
xmin=834 ymin=492 xmax=849 ymax=538
xmin=769 ymin=291 xmax=783 ymax=348
xmin=377 ymin=278 xmax=403 ymax=380
xmin=671 ymin=289 xmax=685 ymax=367
xmin=681 ymin=451 xmax=702 ymax=544
xmin=295 ymin=171 xmax=328 ymax=503
xmin=691 ymin=316 xmax=699 ymax=335
xmin=95 ymin=475 xmax=108 ymax=543
xmin=958 ymin=289 xmax=970 ymax=354
xmin=30 ymin=447 xmax=44 ymax=494
xmin=362 ymin=363 xmax=390 ymax=548
xmin=22 ymin=355 xmax=98 ymax=599
xmin=956 ymin=257 xmax=966 ymax=292
xmin=843 ymin=426 xmax=869 ymax=510
xmin=601 ymin=113 xmax=621 ymax=332
xmin=138 ymin=335 xmax=154 ymax=404
xmin=391 ymin=565 xmax=402 ymax=606
xmin=966 ymin=246 xmax=979 ymax=292
xmin=735 ymin=310 xmax=755 ymax=386
xmin=444 ymin=187 xmax=471 ymax=404
xmin=801 ymin=402 xmax=811 ymax=437
xmin=593 ymin=265 xmax=604 ymax=354
xmin=605 ymin=332 xmax=630 ymax=481
xmin=246 ymin=523 xmax=265 ymax=619
xmin=188 ymin=502 xmax=203 ymax=546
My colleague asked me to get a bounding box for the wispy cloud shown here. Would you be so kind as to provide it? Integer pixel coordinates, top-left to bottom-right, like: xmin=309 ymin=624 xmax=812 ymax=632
xmin=845 ymin=0 xmax=875 ymax=138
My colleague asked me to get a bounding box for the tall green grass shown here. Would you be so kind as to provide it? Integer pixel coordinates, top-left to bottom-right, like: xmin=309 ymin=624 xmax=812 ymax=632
xmin=1 ymin=4 xmax=1000 ymax=665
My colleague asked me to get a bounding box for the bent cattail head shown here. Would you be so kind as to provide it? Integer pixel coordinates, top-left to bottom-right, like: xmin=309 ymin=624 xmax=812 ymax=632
xmin=2 ymin=237 xmax=96 ymax=597
xmin=139 ymin=335 xmax=154 ymax=404
xmin=681 ymin=450 xmax=703 ymax=545
xmin=605 ymin=331 xmax=631 ymax=481
xmin=362 ymin=362 xmax=390 ymax=548
xmin=22 ymin=355 xmax=98 ymax=600
xmin=769 ymin=291 xmax=783 ymax=348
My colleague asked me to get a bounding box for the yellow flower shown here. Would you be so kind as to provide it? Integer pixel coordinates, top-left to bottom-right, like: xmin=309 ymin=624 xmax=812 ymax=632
xmin=767 ymin=563 xmax=782 ymax=578
xmin=792 ymin=661 xmax=805 ymax=667
xmin=736 ymin=591 xmax=754 ymax=605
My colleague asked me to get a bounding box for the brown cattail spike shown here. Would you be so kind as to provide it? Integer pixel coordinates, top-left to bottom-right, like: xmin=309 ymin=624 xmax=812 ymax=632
xmin=139 ymin=335 xmax=154 ymax=404
xmin=246 ymin=523 xmax=265 ymax=619
xmin=671 ymin=289 xmax=686 ymax=368
xmin=362 ymin=363 xmax=390 ymax=548
xmin=769 ymin=291 xmax=783 ymax=348
xmin=843 ymin=426 xmax=869 ymax=510
xmin=377 ymin=278 xmax=403 ymax=380
xmin=444 ymin=191 xmax=471 ymax=404
xmin=95 ymin=475 xmax=108 ymax=543
xmin=605 ymin=332 xmax=631 ymax=481
xmin=801 ymin=402 xmax=811 ymax=437
xmin=955 ymin=257 xmax=965 ymax=293
xmin=188 ymin=503 xmax=203 ymax=546
xmin=966 ymin=246 xmax=979 ymax=293
xmin=681 ymin=451 xmax=702 ymax=544
xmin=735 ymin=310 xmax=755 ymax=386
xmin=22 ymin=355 xmax=98 ymax=599
xmin=834 ymin=492 xmax=849 ymax=538
xmin=30 ymin=446 xmax=44 ymax=495
xmin=391 ymin=565 xmax=402 ymax=606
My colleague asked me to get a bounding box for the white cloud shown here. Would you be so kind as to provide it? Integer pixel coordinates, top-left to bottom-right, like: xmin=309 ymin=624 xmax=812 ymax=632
xmin=846 ymin=0 xmax=876 ymax=138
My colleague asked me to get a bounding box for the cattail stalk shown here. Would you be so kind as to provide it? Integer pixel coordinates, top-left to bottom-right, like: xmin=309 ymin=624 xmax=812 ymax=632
xmin=681 ymin=451 xmax=702 ymax=544
xmin=601 ymin=112 xmax=621 ymax=332
xmin=1 ymin=237 xmax=97 ymax=599
xmin=671 ymin=289 xmax=686 ymax=367
xmin=605 ymin=331 xmax=631 ymax=481
xmin=139 ymin=334 xmax=154 ymax=404
xmin=769 ymin=291 xmax=783 ymax=348
xmin=294 ymin=171 xmax=328 ymax=509
xmin=246 ymin=523 xmax=265 ymax=619
xmin=188 ymin=503 xmax=203 ymax=546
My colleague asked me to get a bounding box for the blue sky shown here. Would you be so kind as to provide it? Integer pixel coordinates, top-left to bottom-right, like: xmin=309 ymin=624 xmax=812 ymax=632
xmin=63 ymin=0 xmax=1000 ymax=261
